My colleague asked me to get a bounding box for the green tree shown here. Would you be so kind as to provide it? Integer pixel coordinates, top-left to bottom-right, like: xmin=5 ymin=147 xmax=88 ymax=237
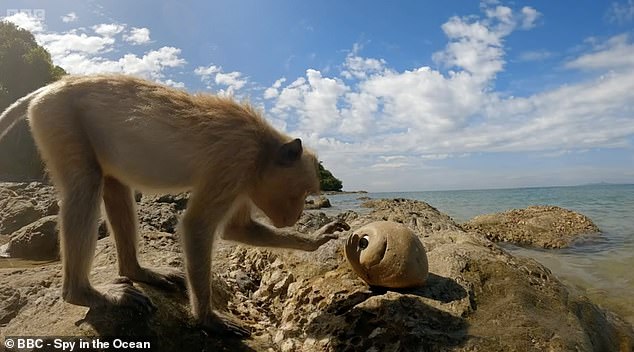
xmin=0 ymin=21 xmax=66 ymax=181
xmin=318 ymin=162 xmax=343 ymax=192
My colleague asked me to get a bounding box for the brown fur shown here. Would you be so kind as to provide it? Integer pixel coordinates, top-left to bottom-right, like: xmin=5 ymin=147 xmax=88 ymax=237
xmin=0 ymin=74 xmax=346 ymax=336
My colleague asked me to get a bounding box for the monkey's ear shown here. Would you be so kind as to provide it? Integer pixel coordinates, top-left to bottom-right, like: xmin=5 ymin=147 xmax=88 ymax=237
xmin=277 ymin=138 xmax=303 ymax=166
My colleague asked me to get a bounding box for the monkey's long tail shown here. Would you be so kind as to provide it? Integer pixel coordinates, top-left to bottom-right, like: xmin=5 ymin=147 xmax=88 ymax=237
xmin=0 ymin=86 xmax=48 ymax=140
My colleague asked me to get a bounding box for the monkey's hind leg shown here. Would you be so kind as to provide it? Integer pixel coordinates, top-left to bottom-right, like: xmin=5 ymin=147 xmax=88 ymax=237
xmin=29 ymin=107 xmax=155 ymax=312
xmin=103 ymin=176 xmax=186 ymax=291
xmin=55 ymin=167 xmax=155 ymax=313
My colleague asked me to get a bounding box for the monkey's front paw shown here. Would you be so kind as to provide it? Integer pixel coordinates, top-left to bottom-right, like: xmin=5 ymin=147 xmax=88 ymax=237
xmin=307 ymin=220 xmax=351 ymax=250
xmin=96 ymin=277 xmax=157 ymax=313
xmin=200 ymin=311 xmax=251 ymax=338
xmin=316 ymin=220 xmax=351 ymax=236
xmin=304 ymin=220 xmax=350 ymax=251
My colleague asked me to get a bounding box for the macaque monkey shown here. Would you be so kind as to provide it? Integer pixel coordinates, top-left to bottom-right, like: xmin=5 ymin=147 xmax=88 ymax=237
xmin=0 ymin=75 xmax=349 ymax=336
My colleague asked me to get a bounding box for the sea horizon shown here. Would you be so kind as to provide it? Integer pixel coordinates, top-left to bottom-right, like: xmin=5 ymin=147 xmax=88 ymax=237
xmin=346 ymin=181 xmax=634 ymax=195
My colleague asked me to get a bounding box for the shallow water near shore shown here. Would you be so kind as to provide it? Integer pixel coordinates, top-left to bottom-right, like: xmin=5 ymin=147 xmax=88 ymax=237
xmin=328 ymin=184 xmax=634 ymax=325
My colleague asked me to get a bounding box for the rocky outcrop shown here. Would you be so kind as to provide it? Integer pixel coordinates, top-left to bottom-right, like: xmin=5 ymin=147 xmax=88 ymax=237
xmin=0 ymin=216 xmax=58 ymax=259
xmin=0 ymin=184 xmax=632 ymax=352
xmin=361 ymin=198 xmax=463 ymax=235
xmin=0 ymin=183 xmax=58 ymax=236
xmin=462 ymin=205 xmax=600 ymax=248
xmin=304 ymin=195 xmax=331 ymax=210
xmin=0 ymin=182 xmax=139 ymax=259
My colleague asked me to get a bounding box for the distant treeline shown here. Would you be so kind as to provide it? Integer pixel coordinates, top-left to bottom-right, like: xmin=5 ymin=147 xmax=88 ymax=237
xmin=0 ymin=21 xmax=66 ymax=181
xmin=319 ymin=162 xmax=343 ymax=192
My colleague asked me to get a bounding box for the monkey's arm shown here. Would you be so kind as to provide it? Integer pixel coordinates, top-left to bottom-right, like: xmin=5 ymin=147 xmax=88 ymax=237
xmin=224 ymin=206 xmax=349 ymax=251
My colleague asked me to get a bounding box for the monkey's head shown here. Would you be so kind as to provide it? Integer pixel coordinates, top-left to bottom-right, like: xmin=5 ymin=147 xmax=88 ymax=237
xmin=251 ymin=138 xmax=320 ymax=228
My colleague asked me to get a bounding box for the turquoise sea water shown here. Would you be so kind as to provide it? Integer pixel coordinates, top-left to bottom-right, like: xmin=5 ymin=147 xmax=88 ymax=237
xmin=327 ymin=184 xmax=634 ymax=325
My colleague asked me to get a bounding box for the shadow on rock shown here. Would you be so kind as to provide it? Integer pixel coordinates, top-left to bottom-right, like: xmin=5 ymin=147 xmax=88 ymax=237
xmin=305 ymin=292 xmax=468 ymax=351
xmin=370 ymin=273 xmax=468 ymax=304
xmin=78 ymin=288 xmax=255 ymax=352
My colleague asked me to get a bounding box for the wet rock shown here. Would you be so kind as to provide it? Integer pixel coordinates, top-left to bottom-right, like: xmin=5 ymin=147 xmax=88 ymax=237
xmin=462 ymin=205 xmax=601 ymax=248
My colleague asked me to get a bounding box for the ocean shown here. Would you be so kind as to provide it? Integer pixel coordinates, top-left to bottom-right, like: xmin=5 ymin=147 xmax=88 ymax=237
xmin=326 ymin=184 xmax=634 ymax=325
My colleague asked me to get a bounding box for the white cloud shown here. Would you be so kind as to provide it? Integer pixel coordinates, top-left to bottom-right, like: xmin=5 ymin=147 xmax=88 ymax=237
xmin=565 ymin=34 xmax=634 ymax=70
xmin=37 ymin=32 xmax=115 ymax=57
xmin=266 ymin=4 xmax=634 ymax=191
xmin=4 ymin=12 xmax=185 ymax=83
xmin=341 ymin=47 xmax=387 ymax=80
xmin=432 ymin=5 xmax=541 ymax=82
xmin=194 ymin=64 xmax=221 ymax=79
xmin=120 ymin=47 xmax=186 ymax=77
xmin=54 ymin=47 xmax=186 ymax=79
xmin=379 ymin=155 xmax=407 ymax=162
xmin=124 ymin=27 xmax=151 ymax=45
xmin=215 ymin=72 xmax=245 ymax=89
xmin=520 ymin=6 xmax=541 ymax=29
xmin=338 ymin=90 xmax=378 ymax=135
xmin=93 ymin=23 xmax=125 ymax=37
xmin=61 ymin=12 xmax=78 ymax=23
xmin=2 ymin=12 xmax=44 ymax=32
xmin=264 ymin=78 xmax=287 ymax=99
xmin=194 ymin=64 xmax=248 ymax=96
xmin=274 ymin=77 xmax=307 ymax=110
xmin=161 ymin=79 xmax=186 ymax=89
xmin=272 ymin=69 xmax=348 ymax=133
xmin=360 ymin=67 xmax=484 ymax=134
xmin=371 ymin=161 xmax=412 ymax=169
xmin=420 ymin=154 xmax=452 ymax=160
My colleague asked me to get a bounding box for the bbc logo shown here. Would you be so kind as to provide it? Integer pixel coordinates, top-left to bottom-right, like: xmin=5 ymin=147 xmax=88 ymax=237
xmin=6 ymin=9 xmax=46 ymax=20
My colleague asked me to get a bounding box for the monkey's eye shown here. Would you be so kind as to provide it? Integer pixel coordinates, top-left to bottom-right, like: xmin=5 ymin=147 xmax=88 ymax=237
xmin=358 ymin=235 xmax=369 ymax=250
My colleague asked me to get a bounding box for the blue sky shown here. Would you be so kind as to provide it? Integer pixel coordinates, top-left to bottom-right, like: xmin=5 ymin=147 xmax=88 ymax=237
xmin=2 ymin=0 xmax=634 ymax=191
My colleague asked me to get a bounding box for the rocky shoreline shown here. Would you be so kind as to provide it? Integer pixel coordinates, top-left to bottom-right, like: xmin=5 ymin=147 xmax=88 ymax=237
xmin=462 ymin=205 xmax=601 ymax=248
xmin=1 ymin=182 xmax=632 ymax=351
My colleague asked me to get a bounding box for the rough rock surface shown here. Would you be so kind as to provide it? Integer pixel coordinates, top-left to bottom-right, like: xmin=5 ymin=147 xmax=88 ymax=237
xmin=0 ymin=182 xmax=126 ymax=259
xmin=0 ymin=182 xmax=58 ymax=236
xmin=361 ymin=198 xmax=463 ymax=235
xmin=0 ymin=184 xmax=632 ymax=352
xmin=0 ymin=215 xmax=58 ymax=260
xmin=462 ymin=205 xmax=600 ymax=248
xmin=304 ymin=195 xmax=331 ymax=210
